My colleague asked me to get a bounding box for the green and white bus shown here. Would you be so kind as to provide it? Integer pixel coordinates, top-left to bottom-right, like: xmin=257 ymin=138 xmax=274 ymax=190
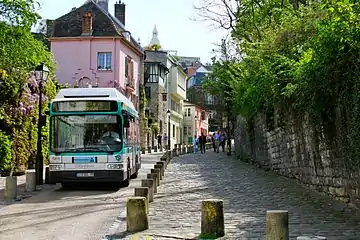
xmin=48 ymin=88 xmax=141 ymax=187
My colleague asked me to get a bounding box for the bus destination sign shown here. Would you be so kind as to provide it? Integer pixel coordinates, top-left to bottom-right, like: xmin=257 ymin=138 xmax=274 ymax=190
xmin=52 ymin=101 xmax=118 ymax=112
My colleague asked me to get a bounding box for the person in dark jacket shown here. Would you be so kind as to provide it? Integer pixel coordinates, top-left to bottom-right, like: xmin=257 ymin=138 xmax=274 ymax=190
xmin=199 ymin=132 xmax=207 ymax=154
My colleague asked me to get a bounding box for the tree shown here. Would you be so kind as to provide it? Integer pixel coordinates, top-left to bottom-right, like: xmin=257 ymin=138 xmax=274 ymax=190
xmin=198 ymin=0 xmax=360 ymax=165
xmin=0 ymin=0 xmax=58 ymax=173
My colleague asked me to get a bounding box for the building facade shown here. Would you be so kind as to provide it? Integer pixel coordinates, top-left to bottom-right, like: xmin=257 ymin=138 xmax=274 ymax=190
xmin=143 ymin=25 xmax=187 ymax=150
xmin=48 ymin=0 xmax=143 ymax=111
xmin=183 ymin=101 xmax=209 ymax=144
xmin=167 ymin=55 xmax=187 ymax=148
xmin=144 ymin=50 xmax=169 ymax=149
xmin=185 ymin=64 xmax=222 ymax=132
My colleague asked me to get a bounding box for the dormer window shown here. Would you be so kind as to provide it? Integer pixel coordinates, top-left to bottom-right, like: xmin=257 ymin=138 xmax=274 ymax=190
xmin=82 ymin=12 xmax=93 ymax=35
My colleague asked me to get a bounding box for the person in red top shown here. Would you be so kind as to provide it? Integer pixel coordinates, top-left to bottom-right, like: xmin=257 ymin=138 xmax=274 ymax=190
xmin=198 ymin=132 xmax=207 ymax=154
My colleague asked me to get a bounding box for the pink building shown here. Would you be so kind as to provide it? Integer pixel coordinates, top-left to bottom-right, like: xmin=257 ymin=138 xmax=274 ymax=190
xmin=48 ymin=0 xmax=143 ymax=109
xmin=183 ymin=101 xmax=209 ymax=143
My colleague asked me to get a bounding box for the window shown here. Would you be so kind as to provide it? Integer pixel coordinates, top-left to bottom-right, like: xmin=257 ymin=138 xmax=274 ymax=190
xmin=125 ymin=56 xmax=128 ymax=78
xmin=162 ymin=93 xmax=167 ymax=101
xmin=201 ymin=111 xmax=206 ymax=120
xmin=206 ymin=94 xmax=215 ymax=105
xmin=145 ymin=64 xmax=162 ymax=83
xmin=170 ymin=99 xmax=180 ymax=113
xmin=184 ymin=108 xmax=191 ymax=117
xmin=208 ymin=111 xmax=214 ymax=119
xmin=97 ymin=52 xmax=112 ymax=70
xmin=50 ymin=115 xmax=122 ymax=153
xmin=125 ymin=56 xmax=134 ymax=85
xmin=145 ymin=86 xmax=151 ymax=99
xmin=172 ymin=124 xmax=175 ymax=137
xmin=183 ymin=126 xmax=192 ymax=135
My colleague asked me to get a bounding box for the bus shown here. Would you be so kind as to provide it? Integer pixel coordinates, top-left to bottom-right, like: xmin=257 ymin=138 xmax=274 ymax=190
xmin=48 ymin=87 xmax=141 ymax=188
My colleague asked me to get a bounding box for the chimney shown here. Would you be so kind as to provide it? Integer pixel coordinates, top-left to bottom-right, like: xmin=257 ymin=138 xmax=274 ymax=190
xmin=97 ymin=0 xmax=109 ymax=12
xmin=115 ymin=1 xmax=126 ymax=26
xmin=82 ymin=12 xmax=93 ymax=35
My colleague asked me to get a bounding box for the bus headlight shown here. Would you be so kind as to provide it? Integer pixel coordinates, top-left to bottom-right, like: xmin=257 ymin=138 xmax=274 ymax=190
xmin=50 ymin=156 xmax=62 ymax=163
xmin=49 ymin=164 xmax=63 ymax=171
xmin=107 ymin=163 xmax=123 ymax=170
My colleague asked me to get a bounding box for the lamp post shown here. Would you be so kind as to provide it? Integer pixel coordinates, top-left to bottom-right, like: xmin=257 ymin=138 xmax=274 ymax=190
xmin=34 ymin=63 xmax=49 ymax=186
xmin=167 ymin=109 xmax=171 ymax=150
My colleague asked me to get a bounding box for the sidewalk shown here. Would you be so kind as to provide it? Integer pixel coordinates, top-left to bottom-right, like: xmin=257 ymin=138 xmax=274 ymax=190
xmin=111 ymin=150 xmax=360 ymax=240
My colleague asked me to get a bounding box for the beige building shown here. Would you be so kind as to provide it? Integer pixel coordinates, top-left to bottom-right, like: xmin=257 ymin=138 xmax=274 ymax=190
xmin=167 ymin=55 xmax=187 ymax=149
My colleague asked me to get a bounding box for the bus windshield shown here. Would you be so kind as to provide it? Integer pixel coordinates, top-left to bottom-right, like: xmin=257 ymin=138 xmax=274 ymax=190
xmin=50 ymin=115 xmax=123 ymax=153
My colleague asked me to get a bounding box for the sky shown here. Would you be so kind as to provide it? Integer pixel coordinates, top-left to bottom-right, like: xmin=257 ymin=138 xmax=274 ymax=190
xmin=35 ymin=0 xmax=228 ymax=64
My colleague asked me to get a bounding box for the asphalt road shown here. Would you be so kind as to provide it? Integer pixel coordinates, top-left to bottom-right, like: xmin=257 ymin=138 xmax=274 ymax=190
xmin=0 ymin=152 xmax=163 ymax=240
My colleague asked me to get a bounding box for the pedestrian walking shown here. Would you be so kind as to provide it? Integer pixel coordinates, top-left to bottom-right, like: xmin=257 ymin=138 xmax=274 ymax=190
xmin=199 ymin=132 xmax=206 ymax=154
xmin=157 ymin=134 xmax=162 ymax=150
xmin=192 ymin=135 xmax=199 ymax=153
xmin=211 ymin=133 xmax=216 ymax=152
xmin=214 ymin=131 xmax=220 ymax=153
xmin=220 ymin=133 xmax=226 ymax=152
xmin=163 ymin=133 xmax=168 ymax=150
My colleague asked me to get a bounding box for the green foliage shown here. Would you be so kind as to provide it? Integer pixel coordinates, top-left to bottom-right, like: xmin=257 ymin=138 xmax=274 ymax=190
xmin=0 ymin=130 xmax=12 ymax=173
xmin=144 ymin=44 xmax=162 ymax=51
xmin=151 ymin=122 xmax=160 ymax=135
xmin=0 ymin=0 xmax=59 ymax=171
xmin=205 ymin=0 xmax=360 ymax=167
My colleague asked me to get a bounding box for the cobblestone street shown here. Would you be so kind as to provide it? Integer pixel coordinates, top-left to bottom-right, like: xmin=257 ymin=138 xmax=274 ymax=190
xmin=123 ymin=151 xmax=360 ymax=240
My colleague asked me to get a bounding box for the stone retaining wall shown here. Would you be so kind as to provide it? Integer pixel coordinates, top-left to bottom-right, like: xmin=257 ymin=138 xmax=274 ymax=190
xmin=234 ymin=112 xmax=360 ymax=207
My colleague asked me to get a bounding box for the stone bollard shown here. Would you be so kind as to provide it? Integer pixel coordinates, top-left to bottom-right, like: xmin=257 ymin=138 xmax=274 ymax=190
xmin=297 ymin=236 xmax=326 ymax=240
xmin=154 ymin=146 xmax=158 ymax=152
xmin=160 ymin=156 xmax=167 ymax=168
xmin=126 ymin=197 xmax=148 ymax=232
xmin=150 ymin=169 xmax=161 ymax=186
xmin=147 ymin=146 xmax=152 ymax=153
xmin=182 ymin=145 xmax=186 ymax=154
xmin=266 ymin=210 xmax=289 ymax=240
xmin=141 ymin=148 xmax=146 ymax=154
xmin=156 ymin=161 xmax=165 ymax=173
xmin=201 ymin=199 xmax=225 ymax=238
xmin=4 ymin=176 xmax=17 ymax=201
xmin=141 ymin=179 xmax=154 ymax=202
xmin=154 ymin=164 xmax=164 ymax=179
xmin=134 ymin=187 xmax=149 ymax=214
xmin=25 ymin=169 xmax=36 ymax=192
xmin=147 ymin=173 xmax=158 ymax=193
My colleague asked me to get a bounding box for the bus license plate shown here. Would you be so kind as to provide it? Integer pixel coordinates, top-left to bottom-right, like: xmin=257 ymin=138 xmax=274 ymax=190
xmin=76 ymin=173 xmax=94 ymax=177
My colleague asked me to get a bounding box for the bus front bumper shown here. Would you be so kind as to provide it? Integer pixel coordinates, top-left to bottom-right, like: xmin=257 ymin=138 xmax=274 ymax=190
xmin=49 ymin=170 xmax=125 ymax=184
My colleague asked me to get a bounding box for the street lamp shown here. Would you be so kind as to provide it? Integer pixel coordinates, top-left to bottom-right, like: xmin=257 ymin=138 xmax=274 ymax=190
xmin=194 ymin=115 xmax=197 ymax=136
xmin=34 ymin=62 xmax=49 ymax=186
xmin=167 ymin=109 xmax=171 ymax=150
